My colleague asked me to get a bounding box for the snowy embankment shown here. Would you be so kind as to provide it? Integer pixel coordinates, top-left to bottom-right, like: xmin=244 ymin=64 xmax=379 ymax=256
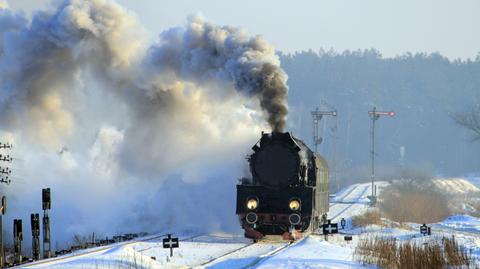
xmin=18 ymin=179 xmax=480 ymax=269
xmin=437 ymin=215 xmax=480 ymax=233
xmin=432 ymin=178 xmax=480 ymax=194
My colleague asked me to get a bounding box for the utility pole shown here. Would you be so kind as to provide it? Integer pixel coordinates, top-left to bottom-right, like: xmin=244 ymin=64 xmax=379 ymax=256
xmin=0 ymin=142 xmax=12 ymax=269
xmin=368 ymin=107 xmax=395 ymax=204
xmin=0 ymin=142 xmax=13 ymax=185
xmin=0 ymin=196 xmax=5 ymax=268
xmin=42 ymin=188 xmax=52 ymax=258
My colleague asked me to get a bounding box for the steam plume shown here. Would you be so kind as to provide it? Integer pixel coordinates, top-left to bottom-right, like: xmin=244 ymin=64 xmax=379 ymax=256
xmin=147 ymin=16 xmax=288 ymax=131
xmin=0 ymin=0 xmax=289 ymax=244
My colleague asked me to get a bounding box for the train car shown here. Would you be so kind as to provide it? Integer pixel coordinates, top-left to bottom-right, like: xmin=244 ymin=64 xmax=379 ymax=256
xmin=236 ymin=132 xmax=329 ymax=240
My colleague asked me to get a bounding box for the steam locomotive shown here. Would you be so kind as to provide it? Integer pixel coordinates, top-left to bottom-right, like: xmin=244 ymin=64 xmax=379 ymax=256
xmin=236 ymin=132 xmax=329 ymax=240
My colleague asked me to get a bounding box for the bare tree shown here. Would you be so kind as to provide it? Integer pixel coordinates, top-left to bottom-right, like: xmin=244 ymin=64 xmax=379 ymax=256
xmin=451 ymin=105 xmax=480 ymax=142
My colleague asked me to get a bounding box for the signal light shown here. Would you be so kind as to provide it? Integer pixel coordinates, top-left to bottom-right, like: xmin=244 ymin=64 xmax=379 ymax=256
xmin=42 ymin=188 xmax=51 ymax=210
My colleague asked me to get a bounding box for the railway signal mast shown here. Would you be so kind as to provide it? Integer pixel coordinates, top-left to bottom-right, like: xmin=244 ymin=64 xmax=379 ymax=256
xmin=42 ymin=188 xmax=52 ymax=258
xmin=311 ymin=107 xmax=337 ymax=153
xmin=368 ymin=107 xmax=395 ymax=204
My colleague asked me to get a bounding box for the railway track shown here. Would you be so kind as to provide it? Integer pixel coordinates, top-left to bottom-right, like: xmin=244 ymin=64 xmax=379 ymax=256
xmin=16 ymin=233 xmax=204 ymax=268
xmin=329 ymin=184 xmax=370 ymax=221
xmin=194 ymin=241 xmax=257 ymax=268
xmin=331 ymin=184 xmax=361 ymax=202
xmin=192 ymin=234 xmax=307 ymax=269
xmin=240 ymin=236 xmax=308 ymax=269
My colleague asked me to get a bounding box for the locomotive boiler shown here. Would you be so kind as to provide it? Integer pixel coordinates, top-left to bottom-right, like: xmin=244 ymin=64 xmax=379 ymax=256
xmin=236 ymin=132 xmax=329 ymax=240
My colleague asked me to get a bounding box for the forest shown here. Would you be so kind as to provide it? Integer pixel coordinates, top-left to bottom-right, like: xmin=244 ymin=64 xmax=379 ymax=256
xmin=280 ymin=49 xmax=480 ymax=185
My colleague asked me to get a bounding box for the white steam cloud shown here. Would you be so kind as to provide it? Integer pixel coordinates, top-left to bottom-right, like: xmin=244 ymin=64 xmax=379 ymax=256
xmin=0 ymin=0 xmax=288 ymax=246
xmin=0 ymin=1 xmax=8 ymax=9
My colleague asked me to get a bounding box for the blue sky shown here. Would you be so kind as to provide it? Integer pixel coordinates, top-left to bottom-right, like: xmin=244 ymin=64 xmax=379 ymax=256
xmin=7 ymin=0 xmax=480 ymax=59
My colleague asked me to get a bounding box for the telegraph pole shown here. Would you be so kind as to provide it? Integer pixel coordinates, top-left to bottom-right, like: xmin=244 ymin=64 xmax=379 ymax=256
xmin=0 ymin=142 xmax=12 ymax=268
xmin=368 ymin=107 xmax=395 ymax=204
xmin=0 ymin=142 xmax=13 ymax=184
xmin=0 ymin=196 xmax=5 ymax=268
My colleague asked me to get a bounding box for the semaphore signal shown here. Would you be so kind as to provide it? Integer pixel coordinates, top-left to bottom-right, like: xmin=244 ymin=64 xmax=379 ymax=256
xmin=368 ymin=107 xmax=395 ymax=205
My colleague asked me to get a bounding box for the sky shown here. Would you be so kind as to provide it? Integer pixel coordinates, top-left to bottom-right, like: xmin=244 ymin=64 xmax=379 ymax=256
xmin=5 ymin=0 xmax=480 ymax=59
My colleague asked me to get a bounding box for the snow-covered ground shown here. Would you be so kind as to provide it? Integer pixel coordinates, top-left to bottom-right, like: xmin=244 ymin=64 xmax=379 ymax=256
xmin=432 ymin=178 xmax=480 ymax=194
xmin=17 ymin=180 xmax=480 ymax=269
xmin=466 ymin=176 xmax=480 ymax=188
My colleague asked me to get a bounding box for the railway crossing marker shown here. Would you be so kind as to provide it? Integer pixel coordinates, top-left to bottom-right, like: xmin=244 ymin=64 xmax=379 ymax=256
xmin=340 ymin=218 xmax=346 ymax=230
xmin=322 ymin=220 xmax=338 ymax=240
xmin=162 ymin=234 xmax=179 ymax=257
xmin=420 ymin=224 xmax=431 ymax=236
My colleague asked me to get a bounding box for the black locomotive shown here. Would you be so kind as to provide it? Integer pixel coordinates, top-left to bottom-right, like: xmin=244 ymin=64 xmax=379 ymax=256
xmin=236 ymin=132 xmax=329 ymax=240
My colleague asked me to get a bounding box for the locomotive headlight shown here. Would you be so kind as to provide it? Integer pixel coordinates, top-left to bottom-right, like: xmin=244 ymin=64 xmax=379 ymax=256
xmin=246 ymin=197 xmax=258 ymax=210
xmin=289 ymin=199 xmax=301 ymax=211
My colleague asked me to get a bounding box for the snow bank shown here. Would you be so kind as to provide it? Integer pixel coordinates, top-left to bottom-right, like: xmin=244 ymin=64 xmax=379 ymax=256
xmin=466 ymin=176 xmax=480 ymax=188
xmin=432 ymin=178 xmax=480 ymax=194
xmin=436 ymin=215 xmax=480 ymax=233
xmin=256 ymin=236 xmax=365 ymax=269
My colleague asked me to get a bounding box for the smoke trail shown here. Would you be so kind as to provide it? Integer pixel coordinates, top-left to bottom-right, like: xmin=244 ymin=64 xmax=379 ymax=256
xmin=146 ymin=15 xmax=288 ymax=132
xmin=0 ymin=0 xmax=289 ymax=245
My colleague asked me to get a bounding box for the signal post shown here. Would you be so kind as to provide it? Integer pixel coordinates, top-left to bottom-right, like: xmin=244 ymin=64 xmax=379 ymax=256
xmin=31 ymin=213 xmax=41 ymax=260
xmin=42 ymin=188 xmax=52 ymax=258
xmin=368 ymin=107 xmax=395 ymax=204
xmin=311 ymin=107 xmax=337 ymax=153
